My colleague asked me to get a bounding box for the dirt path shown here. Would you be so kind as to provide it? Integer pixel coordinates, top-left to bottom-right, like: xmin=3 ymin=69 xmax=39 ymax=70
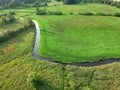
xmin=32 ymin=20 xmax=120 ymax=67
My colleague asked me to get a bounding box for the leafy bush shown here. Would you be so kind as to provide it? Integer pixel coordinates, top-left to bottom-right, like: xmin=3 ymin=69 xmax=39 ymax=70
xmin=1 ymin=13 xmax=16 ymax=24
xmin=33 ymin=1 xmax=47 ymax=7
xmin=78 ymin=12 xmax=94 ymax=16
xmin=48 ymin=11 xmax=63 ymax=15
xmin=83 ymin=12 xmax=94 ymax=16
xmin=36 ymin=8 xmax=47 ymax=15
xmin=69 ymin=12 xmax=74 ymax=15
xmin=0 ymin=23 xmax=34 ymax=43
xmin=1 ymin=17 xmax=8 ymax=24
xmin=96 ymin=13 xmax=112 ymax=16
xmin=64 ymin=0 xmax=80 ymax=4
xmin=9 ymin=11 xmax=16 ymax=15
xmin=25 ymin=17 xmax=34 ymax=27
xmin=114 ymin=13 xmax=120 ymax=17
xmin=8 ymin=15 xmax=15 ymax=23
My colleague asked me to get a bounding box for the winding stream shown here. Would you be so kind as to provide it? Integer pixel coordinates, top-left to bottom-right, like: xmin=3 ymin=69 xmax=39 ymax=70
xmin=32 ymin=20 xmax=120 ymax=67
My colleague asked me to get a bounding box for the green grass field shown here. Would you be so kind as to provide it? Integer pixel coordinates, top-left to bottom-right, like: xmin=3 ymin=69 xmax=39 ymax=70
xmin=0 ymin=3 xmax=120 ymax=90
xmin=41 ymin=3 xmax=120 ymax=14
xmin=30 ymin=15 xmax=120 ymax=63
xmin=0 ymin=21 xmax=120 ymax=90
xmin=2 ymin=3 xmax=120 ymax=15
xmin=0 ymin=28 xmax=64 ymax=90
xmin=22 ymin=3 xmax=120 ymax=63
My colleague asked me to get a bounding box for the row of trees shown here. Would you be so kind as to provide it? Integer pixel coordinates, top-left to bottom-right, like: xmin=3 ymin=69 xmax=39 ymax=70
xmin=64 ymin=0 xmax=120 ymax=4
xmin=63 ymin=0 xmax=120 ymax=8
xmin=0 ymin=0 xmax=51 ymax=9
xmin=0 ymin=0 xmax=120 ymax=8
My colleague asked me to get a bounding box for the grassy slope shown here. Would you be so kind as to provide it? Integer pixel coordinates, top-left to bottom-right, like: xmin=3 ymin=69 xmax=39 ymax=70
xmin=0 ymin=28 xmax=34 ymax=66
xmin=0 ymin=24 xmax=120 ymax=90
xmin=23 ymin=4 xmax=120 ymax=63
xmin=31 ymin=15 xmax=120 ymax=63
xmin=65 ymin=63 xmax=120 ymax=90
xmin=1 ymin=3 xmax=120 ymax=15
xmin=0 ymin=4 xmax=120 ymax=90
xmin=0 ymin=18 xmax=120 ymax=90
xmin=41 ymin=3 xmax=120 ymax=14
xmin=0 ymin=28 xmax=64 ymax=90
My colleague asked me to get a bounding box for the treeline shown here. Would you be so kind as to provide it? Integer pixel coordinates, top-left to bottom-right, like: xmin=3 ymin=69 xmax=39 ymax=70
xmin=0 ymin=0 xmax=120 ymax=9
xmin=64 ymin=0 xmax=120 ymax=8
xmin=0 ymin=0 xmax=50 ymax=9
xmin=36 ymin=8 xmax=120 ymax=17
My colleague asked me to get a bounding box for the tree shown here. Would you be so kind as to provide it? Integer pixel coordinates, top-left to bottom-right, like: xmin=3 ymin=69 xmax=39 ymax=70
xmin=9 ymin=0 xmax=21 ymax=8
xmin=1 ymin=17 xmax=8 ymax=24
xmin=64 ymin=0 xmax=81 ymax=4
xmin=23 ymin=0 xmax=35 ymax=4
xmin=8 ymin=15 xmax=15 ymax=23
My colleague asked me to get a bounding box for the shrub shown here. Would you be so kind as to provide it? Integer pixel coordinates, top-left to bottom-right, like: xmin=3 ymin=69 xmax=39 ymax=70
xmin=1 ymin=13 xmax=16 ymax=24
xmin=78 ymin=12 xmax=94 ymax=16
xmin=48 ymin=11 xmax=63 ymax=15
xmin=0 ymin=22 xmax=33 ymax=43
xmin=64 ymin=0 xmax=80 ymax=4
xmin=83 ymin=12 xmax=94 ymax=16
xmin=26 ymin=17 xmax=34 ymax=27
xmin=9 ymin=11 xmax=16 ymax=15
xmin=36 ymin=8 xmax=47 ymax=15
xmin=114 ymin=13 xmax=120 ymax=17
xmin=8 ymin=15 xmax=15 ymax=23
xmin=1 ymin=17 xmax=8 ymax=24
xmin=33 ymin=1 xmax=47 ymax=7
xmin=96 ymin=13 xmax=112 ymax=16
xmin=70 ymin=12 xmax=74 ymax=15
xmin=78 ymin=12 xmax=83 ymax=15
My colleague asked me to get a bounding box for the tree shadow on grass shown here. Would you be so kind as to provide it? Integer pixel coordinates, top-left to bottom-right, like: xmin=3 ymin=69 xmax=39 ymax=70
xmin=28 ymin=72 xmax=62 ymax=90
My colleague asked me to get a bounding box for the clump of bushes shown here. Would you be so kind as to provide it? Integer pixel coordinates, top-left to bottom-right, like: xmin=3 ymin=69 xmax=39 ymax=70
xmin=64 ymin=0 xmax=79 ymax=4
xmin=84 ymin=12 xmax=94 ymax=16
xmin=0 ymin=26 xmax=26 ymax=43
xmin=1 ymin=15 xmax=15 ymax=24
xmin=9 ymin=11 xmax=16 ymax=15
xmin=96 ymin=13 xmax=112 ymax=16
xmin=0 ymin=17 xmax=34 ymax=43
xmin=36 ymin=8 xmax=63 ymax=15
xmin=33 ymin=1 xmax=47 ymax=7
xmin=48 ymin=11 xmax=63 ymax=15
xmin=78 ymin=12 xmax=94 ymax=16
xmin=36 ymin=8 xmax=47 ymax=15
xmin=1 ymin=11 xmax=16 ymax=25
xmin=69 ymin=12 xmax=74 ymax=15
xmin=1 ymin=17 xmax=8 ymax=24
xmin=25 ymin=17 xmax=34 ymax=27
xmin=114 ymin=13 xmax=120 ymax=17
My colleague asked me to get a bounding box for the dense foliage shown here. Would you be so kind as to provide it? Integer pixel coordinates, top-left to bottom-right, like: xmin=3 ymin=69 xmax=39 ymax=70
xmin=0 ymin=0 xmax=120 ymax=8
xmin=0 ymin=0 xmax=50 ymax=8
xmin=64 ymin=0 xmax=120 ymax=8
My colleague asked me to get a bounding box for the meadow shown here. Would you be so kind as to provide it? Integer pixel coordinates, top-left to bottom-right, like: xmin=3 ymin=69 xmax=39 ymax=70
xmin=2 ymin=3 xmax=120 ymax=14
xmin=29 ymin=8 xmax=120 ymax=63
xmin=41 ymin=3 xmax=120 ymax=14
xmin=0 ymin=3 xmax=120 ymax=90
xmin=21 ymin=3 xmax=119 ymax=63
xmin=0 ymin=21 xmax=120 ymax=90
